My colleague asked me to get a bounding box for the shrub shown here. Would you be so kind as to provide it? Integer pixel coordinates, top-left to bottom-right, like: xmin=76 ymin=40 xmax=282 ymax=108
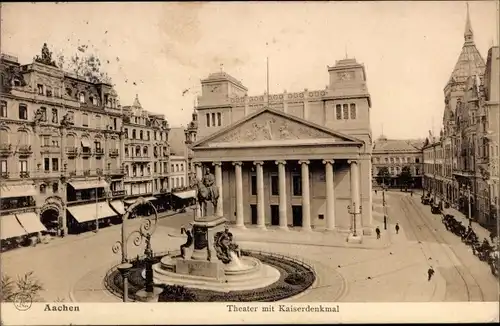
xmin=1 ymin=271 xmax=44 ymax=302
xmin=159 ymin=285 xmax=197 ymax=302
xmin=284 ymin=272 xmax=306 ymax=286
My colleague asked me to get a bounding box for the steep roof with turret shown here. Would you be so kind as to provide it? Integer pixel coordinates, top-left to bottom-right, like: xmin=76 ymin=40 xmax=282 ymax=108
xmin=446 ymin=4 xmax=486 ymax=87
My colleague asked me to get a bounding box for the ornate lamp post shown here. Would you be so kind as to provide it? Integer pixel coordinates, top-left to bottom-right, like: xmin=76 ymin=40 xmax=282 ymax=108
xmin=347 ymin=203 xmax=362 ymax=237
xmin=110 ymin=197 xmax=159 ymax=302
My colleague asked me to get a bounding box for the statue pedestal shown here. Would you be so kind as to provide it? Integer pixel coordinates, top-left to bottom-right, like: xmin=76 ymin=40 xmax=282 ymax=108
xmin=347 ymin=233 xmax=363 ymax=244
xmin=174 ymin=215 xmax=227 ymax=280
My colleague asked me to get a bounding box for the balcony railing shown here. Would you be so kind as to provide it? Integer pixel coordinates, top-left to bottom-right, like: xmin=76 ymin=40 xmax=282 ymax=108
xmin=112 ymin=190 xmax=126 ymax=197
xmin=95 ymin=148 xmax=104 ymax=156
xmin=96 ymin=168 xmax=104 ymax=176
xmin=0 ymin=172 xmax=9 ymax=179
xmin=106 ymin=168 xmax=125 ymax=176
xmin=66 ymin=147 xmax=78 ymax=156
xmin=0 ymin=144 xmax=13 ymax=156
xmin=20 ymin=171 xmax=30 ymax=178
xmin=17 ymin=145 xmax=32 ymax=156
xmin=109 ymin=149 xmax=119 ymax=157
xmin=41 ymin=145 xmax=60 ymax=154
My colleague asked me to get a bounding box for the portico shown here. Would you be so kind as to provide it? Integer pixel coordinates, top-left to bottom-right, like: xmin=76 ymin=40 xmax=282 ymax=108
xmin=191 ymin=108 xmax=373 ymax=233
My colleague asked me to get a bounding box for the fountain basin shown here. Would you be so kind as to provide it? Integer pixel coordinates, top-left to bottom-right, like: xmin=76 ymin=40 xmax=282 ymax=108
xmin=151 ymin=255 xmax=280 ymax=292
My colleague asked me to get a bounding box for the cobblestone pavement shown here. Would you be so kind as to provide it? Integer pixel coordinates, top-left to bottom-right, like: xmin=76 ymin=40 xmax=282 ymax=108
xmin=2 ymin=192 xmax=496 ymax=303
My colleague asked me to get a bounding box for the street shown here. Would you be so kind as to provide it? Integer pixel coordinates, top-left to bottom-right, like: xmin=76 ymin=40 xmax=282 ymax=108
xmin=1 ymin=192 xmax=497 ymax=303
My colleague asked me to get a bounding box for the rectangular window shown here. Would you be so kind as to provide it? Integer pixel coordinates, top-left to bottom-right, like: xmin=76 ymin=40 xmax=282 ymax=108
xmin=124 ymin=128 xmax=128 ymax=139
xmin=95 ymin=115 xmax=101 ymax=129
xmin=211 ymin=113 xmax=216 ymax=127
xmin=292 ymin=175 xmax=302 ymax=196
xmin=40 ymin=107 xmax=47 ymax=121
xmin=271 ymin=175 xmax=279 ymax=196
xmin=20 ymin=160 xmax=27 ymax=172
xmin=44 ymin=158 xmax=50 ymax=171
xmin=336 ymin=104 xmax=342 ymax=120
xmin=19 ymin=104 xmax=27 ymax=120
xmin=350 ymin=103 xmax=356 ymax=119
xmin=343 ymin=104 xmax=349 ymax=120
xmin=51 ymin=108 xmax=58 ymax=123
xmin=46 ymin=87 xmax=52 ymax=97
xmin=37 ymin=84 xmax=44 ymax=95
xmin=0 ymin=101 xmax=6 ymax=118
xmin=217 ymin=112 xmax=222 ymax=126
xmin=42 ymin=136 xmax=50 ymax=147
xmin=147 ymin=131 xmax=150 ymax=140
xmin=251 ymin=175 xmax=257 ymax=195
xmin=113 ymin=118 xmax=117 ymax=130
xmin=206 ymin=113 xmax=210 ymax=127
xmin=0 ymin=160 xmax=7 ymax=173
xmin=52 ymin=158 xmax=59 ymax=171
xmin=82 ymin=113 xmax=89 ymax=127
xmin=95 ymin=141 xmax=101 ymax=150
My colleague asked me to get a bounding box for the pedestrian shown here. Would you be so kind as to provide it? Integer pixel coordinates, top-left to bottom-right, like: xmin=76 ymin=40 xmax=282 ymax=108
xmin=375 ymin=226 xmax=381 ymax=239
xmin=375 ymin=189 xmax=378 ymax=195
xmin=427 ymin=266 xmax=435 ymax=281
xmin=410 ymin=191 xmax=413 ymax=197
xmin=395 ymin=223 xmax=400 ymax=234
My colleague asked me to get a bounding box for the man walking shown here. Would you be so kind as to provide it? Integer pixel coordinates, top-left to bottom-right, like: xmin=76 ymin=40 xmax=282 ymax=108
xmin=395 ymin=223 xmax=400 ymax=234
xmin=427 ymin=266 xmax=435 ymax=281
xmin=375 ymin=226 xmax=381 ymax=239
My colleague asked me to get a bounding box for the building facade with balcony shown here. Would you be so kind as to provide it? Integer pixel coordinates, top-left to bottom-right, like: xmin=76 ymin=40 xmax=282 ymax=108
xmin=122 ymin=95 xmax=170 ymax=207
xmin=187 ymin=57 xmax=374 ymax=234
xmin=0 ymin=45 xmax=124 ymax=239
xmin=372 ymin=135 xmax=424 ymax=188
xmin=425 ymin=6 xmax=499 ymax=228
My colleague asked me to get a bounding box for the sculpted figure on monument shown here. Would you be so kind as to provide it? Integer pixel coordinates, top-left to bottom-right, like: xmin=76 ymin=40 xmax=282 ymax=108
xmin=192 ymin=167 xmax=219 ymax=218
xmin=214 ymin=226 xmax=240 ymax=264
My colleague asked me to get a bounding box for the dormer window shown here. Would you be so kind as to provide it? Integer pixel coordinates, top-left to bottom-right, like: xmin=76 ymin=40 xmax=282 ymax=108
xmin=79 ymin=92 xmax=85 ymax=103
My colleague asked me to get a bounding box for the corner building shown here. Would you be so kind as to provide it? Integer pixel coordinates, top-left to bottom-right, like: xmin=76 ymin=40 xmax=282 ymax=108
xmin=189 ymin=58 xmax=373 ymax=233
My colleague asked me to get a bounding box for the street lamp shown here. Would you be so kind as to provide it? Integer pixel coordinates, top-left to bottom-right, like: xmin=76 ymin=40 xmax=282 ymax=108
xmin=464 ymin=185 xmax=472 ymax=227
xmin=347 ymin=203 xmax=362 ymax=237
xmin=111 ymin=197 xmax=159 ymax=302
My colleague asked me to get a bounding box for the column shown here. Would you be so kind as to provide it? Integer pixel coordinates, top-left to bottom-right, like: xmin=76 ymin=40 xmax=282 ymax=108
xmin=213 ymin=162 xmax=223 ymax=217
xmin=233 ymin=161 xmax=245 ymax=228
xmin=275 ymin=160 xmax=288 ymax=230
xmin=323 ymin=160 xmax=335 ymax=231
xmin=254 ymin=161 xmax=266 ymax=229
xmin=194 ymin=162 xmax=203 ymax=219
xmin=348 ymin=160 xmax=361 ymax=232
xmin=299 ymin=160 xmax=311 ymax=231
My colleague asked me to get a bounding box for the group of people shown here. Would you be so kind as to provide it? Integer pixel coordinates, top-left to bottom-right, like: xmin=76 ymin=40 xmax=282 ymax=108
xmin=442 ymin=214 xmax=498 ymax=276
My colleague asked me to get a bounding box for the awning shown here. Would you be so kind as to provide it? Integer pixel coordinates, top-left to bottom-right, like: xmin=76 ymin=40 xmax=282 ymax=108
xmin=124 ymin=197 xmax=157 ymax=205
xmin=173 ymin=190 xmax=197 ymax=200
xmin=1 ymin=215 xmax=27 ymax=240
xmin=67 ymin=202 xmax=117 ymax=223
xmin=0 ymin=184 xmax=37 ymax=199
xmin=81 ymin=139 xmax=91 ymax=147
xmin=110 ymin=200 xmax=126 ymax=215
xmin=15 ymin=212 xmax=47 ymax=234
xmin=69 ymin=179 xmax=109 ymax=190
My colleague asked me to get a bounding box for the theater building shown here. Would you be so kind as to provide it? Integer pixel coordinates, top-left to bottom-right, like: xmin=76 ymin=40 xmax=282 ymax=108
xmin=188 ymin=58 xmax=374 ymax=234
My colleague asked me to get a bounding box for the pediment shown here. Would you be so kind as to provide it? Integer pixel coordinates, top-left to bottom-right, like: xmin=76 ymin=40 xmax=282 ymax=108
xmin=194 ymin=108 xmax=363 ymax=148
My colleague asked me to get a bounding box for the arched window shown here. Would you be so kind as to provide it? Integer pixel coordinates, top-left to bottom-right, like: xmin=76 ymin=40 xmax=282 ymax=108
xmin=350 ymin=103 xmax=356 ymax=119
xmin=140 ymin=130 xmax=143 ymax=140
xmin=143 ymin=146 xmax=148 ymax=156
xmin=217 ymin=112 xmax=222 ymax=126
xmin=39 ymin=184 xmax=46 ymax=194
xmin=52 ymin=183 xmax=58 ymax=193
xmin=132 ymin=129 xmax=136 ymax=139
xmin=135 ymin=146 xmax=140 ymax=156
xmin=0 ymin=101 xmax=7 ymax=118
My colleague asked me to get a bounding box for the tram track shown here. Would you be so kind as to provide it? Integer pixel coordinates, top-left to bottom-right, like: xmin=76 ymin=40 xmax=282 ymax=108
xmin=399 ymin=195 xmax=485 ymax=301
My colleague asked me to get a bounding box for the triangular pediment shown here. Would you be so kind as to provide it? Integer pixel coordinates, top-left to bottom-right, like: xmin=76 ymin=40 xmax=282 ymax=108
xmin=193 ymin=108 xmax=363 ymax=148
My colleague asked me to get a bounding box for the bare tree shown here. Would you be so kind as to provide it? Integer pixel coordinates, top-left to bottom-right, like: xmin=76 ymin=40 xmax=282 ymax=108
xmin=57 ymin=44 xmax=113 ymax=84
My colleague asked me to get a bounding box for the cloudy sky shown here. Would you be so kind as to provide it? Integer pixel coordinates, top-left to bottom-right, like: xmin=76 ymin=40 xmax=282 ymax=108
xmin=1 ymin=1 xmax=498 ymax=139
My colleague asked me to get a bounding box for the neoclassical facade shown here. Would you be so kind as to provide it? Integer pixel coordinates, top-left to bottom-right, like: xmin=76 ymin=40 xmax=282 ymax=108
xmin=188 ymin=57 xmax=373 ymax=234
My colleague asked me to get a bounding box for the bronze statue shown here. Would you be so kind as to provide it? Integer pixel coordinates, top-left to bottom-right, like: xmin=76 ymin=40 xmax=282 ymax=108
xmin=214 ymin=226 xmax=240 ymax=264
xmin=180 ymin=226 xmax=193 ymax=259
xmin=192 ymin=167 xmax=219 ymax=218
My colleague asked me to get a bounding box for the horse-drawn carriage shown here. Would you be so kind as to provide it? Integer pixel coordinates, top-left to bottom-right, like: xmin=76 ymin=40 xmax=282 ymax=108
xmin=421 ymin=194 xmax=432 ymax=205
xmin=431 ymin=200 xmax=442 ymax=215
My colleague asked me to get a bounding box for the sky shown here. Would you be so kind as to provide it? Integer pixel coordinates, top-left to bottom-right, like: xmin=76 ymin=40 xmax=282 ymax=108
xmin=1 ymin=1 xmax=498 ymax=140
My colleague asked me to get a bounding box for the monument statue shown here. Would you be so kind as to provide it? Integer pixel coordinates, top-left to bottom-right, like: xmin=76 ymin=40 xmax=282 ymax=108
xmin=192 ymin=167 xmax=219 ymax=218
xmin=179 ymin=226 xmax=193 ymax=259
xmin=33 ymin=108 xmax=45 ymax=124
xmin=214 ymin=226 xmax=241 ymax=264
